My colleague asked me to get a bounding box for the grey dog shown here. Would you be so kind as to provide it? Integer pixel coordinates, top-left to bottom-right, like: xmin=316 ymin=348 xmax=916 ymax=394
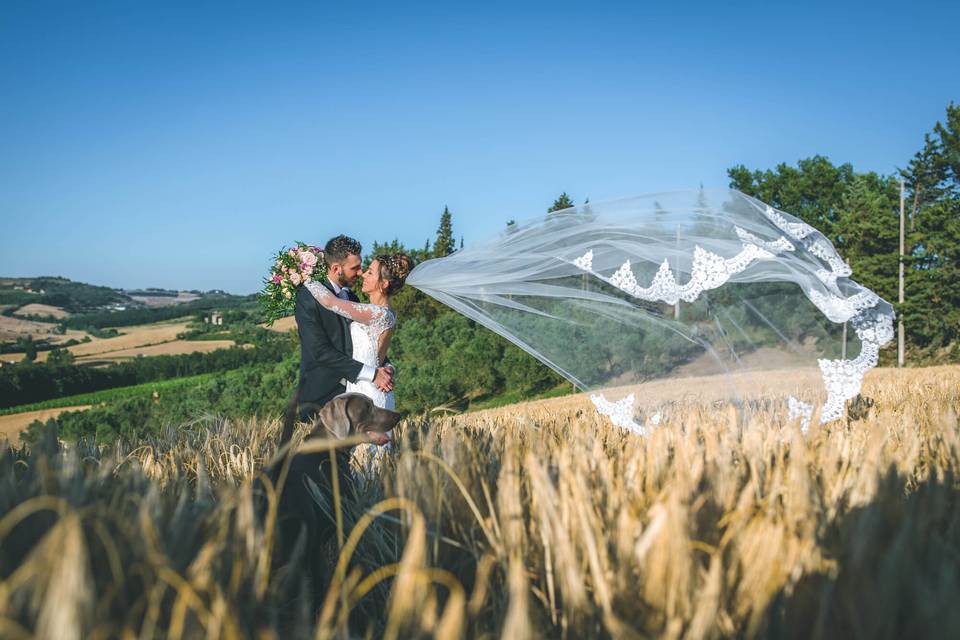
xmin=263 ymin=393 xmax=401 ymax=610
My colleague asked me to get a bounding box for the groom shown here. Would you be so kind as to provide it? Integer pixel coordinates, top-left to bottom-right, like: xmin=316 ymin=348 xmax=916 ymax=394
xmin=281 ymin=234 xmax=394 ymax=444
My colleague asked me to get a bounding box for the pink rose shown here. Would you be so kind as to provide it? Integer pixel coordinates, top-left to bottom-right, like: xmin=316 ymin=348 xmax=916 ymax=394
xmin=271 ymin=274 xmax=282 ymax=284
xmin=289 ymin=272 xmax=302 ymax=286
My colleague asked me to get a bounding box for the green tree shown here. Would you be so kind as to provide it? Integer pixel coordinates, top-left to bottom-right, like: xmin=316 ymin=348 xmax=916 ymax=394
xmin=22 ymin=337 xmax=37 ymax=362
xmin=433 ymin=206 xmax=455 ymax=257
xmin=833 ymin=174 xmax=900 ymax=305
xmin=46 ymin=347 xmax=75 ymax=366
xmin=728 ymin=155 xmax=855 ymax=246
xmin=548 ymin=192 xmax=575 ymax=213
xmin=370 ymin=238 xmax=431 ymax=265
xmin=898 ymin=103 xmax=960 ymax=347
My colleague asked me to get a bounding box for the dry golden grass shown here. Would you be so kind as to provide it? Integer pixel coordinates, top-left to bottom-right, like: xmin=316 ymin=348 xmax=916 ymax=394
xmin=11 ymin=303 xmax=71 ymax=319
xmin=0 ymin=315 xmax=88 ymax=345
xmin=474 ymin=365 xmax=828 ymax=421
xmin=1 ymin=365 xmax=958 ymax=638
xmin=0 ymin=406 xmax=91 ymax=441
xmin=62 ymin=320 xmax=192 ymax=356
xmin=2 ymin=319 xmax=193 ymax=362
xmin=260 ymin=315 xmax=297 ymax=333
xmin=73 ymin=338 xmax=237 ymax=363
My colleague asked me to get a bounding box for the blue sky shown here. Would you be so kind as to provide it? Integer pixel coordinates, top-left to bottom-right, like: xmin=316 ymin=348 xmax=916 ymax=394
xmin=1 ymin=0 xmax=957 ymax=294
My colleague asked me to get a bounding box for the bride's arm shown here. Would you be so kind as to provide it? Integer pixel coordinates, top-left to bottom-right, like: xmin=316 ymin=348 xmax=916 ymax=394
xmin=304 ymin=281 xmax=385 ymax=326
xmin=377 ymin=330 xmax=395 ymax=366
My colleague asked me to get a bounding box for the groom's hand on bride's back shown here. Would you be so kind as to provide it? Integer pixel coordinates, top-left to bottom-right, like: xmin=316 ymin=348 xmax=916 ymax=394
xmin=374 ymin=366 xmax=394 ymax=392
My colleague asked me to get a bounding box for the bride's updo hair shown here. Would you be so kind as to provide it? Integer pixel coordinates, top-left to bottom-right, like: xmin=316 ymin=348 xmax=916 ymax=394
xmin=376 ymin=253 xmax=414 ymax=296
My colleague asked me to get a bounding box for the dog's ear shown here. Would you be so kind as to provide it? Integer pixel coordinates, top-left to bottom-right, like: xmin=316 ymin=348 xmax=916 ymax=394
xmin=318 ymin=396 xmax=352 ymax=439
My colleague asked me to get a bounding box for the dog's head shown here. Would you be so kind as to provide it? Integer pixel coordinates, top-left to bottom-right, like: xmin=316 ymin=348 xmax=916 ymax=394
xmin=311 ymin=393 xmax=402 ymax=445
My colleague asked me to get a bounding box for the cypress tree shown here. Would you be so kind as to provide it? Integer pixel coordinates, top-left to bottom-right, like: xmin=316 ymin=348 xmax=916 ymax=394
xmin=548 ymin=192 xmax=575 ymax=213
xmin=433 ymin=206 xmax=455 ymax=257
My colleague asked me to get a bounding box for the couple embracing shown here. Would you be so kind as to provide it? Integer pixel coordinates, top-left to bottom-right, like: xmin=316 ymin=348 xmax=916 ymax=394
xmin=283 ymin=234 xmax=413 ymax=449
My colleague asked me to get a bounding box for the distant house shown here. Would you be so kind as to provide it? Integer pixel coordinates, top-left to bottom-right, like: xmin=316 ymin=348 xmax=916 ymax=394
xmin=204 ymin=311 xmax=223 ymax=326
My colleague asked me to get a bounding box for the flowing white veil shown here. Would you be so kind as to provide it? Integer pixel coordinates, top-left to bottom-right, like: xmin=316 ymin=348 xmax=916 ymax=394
xmin=406 ymin=189 xmax=894 ymax=431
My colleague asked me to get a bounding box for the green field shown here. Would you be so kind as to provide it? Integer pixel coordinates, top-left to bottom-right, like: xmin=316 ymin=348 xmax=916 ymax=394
xmin=0 ymin=372 xmax=219 ymax=416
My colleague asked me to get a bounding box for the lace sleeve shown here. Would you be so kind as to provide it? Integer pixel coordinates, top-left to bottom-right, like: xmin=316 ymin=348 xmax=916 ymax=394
xmin=372 ymin=308 xmax=397 ymax=335
xmin=304 ymin=281 xmax=388 ymax=327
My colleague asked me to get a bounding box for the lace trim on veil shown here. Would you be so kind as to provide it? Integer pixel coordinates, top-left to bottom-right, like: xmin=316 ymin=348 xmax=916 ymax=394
xmin=573 ymin=204 xmax=895 ymax=430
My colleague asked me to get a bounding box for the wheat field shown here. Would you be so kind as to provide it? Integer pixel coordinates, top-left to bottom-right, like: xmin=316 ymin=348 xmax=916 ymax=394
xmin=1 ymin=320 xmax=202 ymax=363
xmin=0 ymin=365 xmax=958 ymax=639
xmin=0 ymin=315 xmax=90 ymax=348
xmin=11 ymin=304 xmax=72 ymax=319
xmin=0 ymin=406 xmax=93 ymax=441
xmin=70 ymin=338 xmax=238 ymax=363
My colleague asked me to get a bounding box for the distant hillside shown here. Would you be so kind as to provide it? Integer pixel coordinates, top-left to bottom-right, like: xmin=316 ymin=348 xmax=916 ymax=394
xmin=0 ymin=277 xmax=245 ymax=317
xmin=0 ymin=277 xmax=129 ymax=314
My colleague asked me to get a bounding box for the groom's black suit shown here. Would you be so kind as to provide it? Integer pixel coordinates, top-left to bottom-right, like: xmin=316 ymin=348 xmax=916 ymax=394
xmin=294 ymin=280 xmax=365 ymax=416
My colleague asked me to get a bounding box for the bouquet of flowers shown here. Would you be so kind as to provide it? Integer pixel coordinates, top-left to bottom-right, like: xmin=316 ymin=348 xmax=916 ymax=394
xmin=258 ymin=242 xmax=326 ymax=325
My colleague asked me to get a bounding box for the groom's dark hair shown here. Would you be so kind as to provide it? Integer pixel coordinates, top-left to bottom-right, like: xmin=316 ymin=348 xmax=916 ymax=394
xmin=324 ymin=235 xmax=362 ymax=266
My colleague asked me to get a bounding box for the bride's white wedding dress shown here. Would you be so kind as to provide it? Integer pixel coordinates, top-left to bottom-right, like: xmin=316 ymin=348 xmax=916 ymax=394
xmin=344 ymin=308 xmax=397 ymax=409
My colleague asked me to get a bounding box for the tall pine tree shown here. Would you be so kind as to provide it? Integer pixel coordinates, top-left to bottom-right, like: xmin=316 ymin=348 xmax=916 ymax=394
xmin=433 ymin=206 xmax=455 ymax=257
xmin=547 ymin=192 xmax=575 ymax=213
xmin=834 ymin=173 xmax=900 ymax=305
xmin=899 ymin=103 xmax=960 ymax=348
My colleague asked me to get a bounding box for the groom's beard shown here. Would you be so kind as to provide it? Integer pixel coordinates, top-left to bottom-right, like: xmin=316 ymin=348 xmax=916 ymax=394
xmin=329 ymin=271 xmax=356 ymax=290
